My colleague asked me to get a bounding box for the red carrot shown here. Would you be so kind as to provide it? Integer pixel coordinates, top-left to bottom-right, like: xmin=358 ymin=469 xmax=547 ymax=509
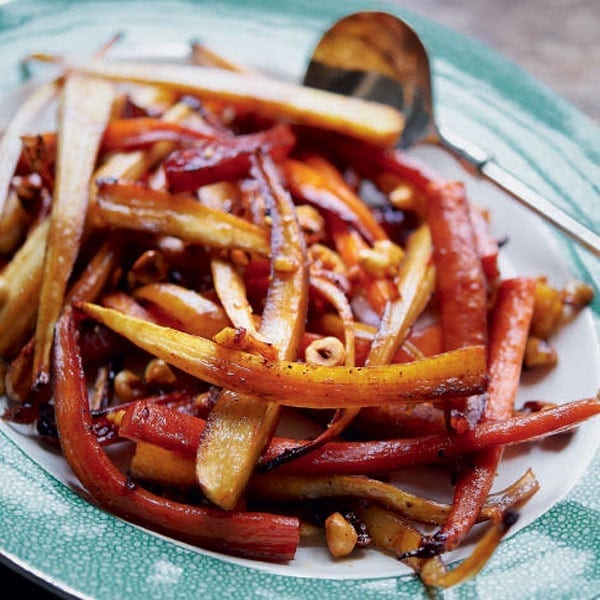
xmin=52 ymin=306 xmax=300 ymax=562
xmin=164 ymin=123 xmax=295 ymax=192
xmin=419 ymin=277 xmax=536 ymax=555
xmin=115 ymin=390 xmax=600 ymax=476
xmin=469 ymin=205 xmax=500 ymax=285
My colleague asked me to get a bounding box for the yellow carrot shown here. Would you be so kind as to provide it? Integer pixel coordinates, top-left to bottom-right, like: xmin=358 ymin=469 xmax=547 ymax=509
xmin=72 ymin=59 xmax=404 ymax=146
xmin=33 ymin=74 xmax=115 ymax=385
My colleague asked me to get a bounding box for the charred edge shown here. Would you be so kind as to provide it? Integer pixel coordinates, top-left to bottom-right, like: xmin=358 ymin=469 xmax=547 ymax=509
xmin=32 ymin=369 xmax=50 ymax=392
xmin=257 ymin=445 xmax=308 ymax=473
xmin=124 ymin=474 xmax=137 ymax=490
xmin=502 ymin=509 xmax=519 ymax=531
xmin=398 ymin=532 xmax=448 ymax=560
xmin=343 ymin=510 xmax=372 ymax=547
xmin=36 ymin=403 xmax=58 ymax=439
xmin=258 ymin=430 xmax=327 ymax=471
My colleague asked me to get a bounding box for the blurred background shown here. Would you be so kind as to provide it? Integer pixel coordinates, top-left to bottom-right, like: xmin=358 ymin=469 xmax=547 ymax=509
xmin=397 ymin=0 xmax=599 ymax=123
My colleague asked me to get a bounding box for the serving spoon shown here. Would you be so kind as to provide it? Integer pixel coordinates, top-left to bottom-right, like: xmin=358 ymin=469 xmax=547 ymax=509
xmin=303 ymin=11 xmax=600 ymax=257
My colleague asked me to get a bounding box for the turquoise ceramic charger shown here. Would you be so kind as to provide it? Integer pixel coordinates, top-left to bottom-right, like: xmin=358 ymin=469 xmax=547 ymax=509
xmin=0 ymin=1 xmax=598 ymax=598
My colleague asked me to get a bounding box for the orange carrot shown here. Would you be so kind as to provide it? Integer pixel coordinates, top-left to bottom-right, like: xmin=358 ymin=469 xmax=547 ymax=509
xmin=426 ymin=180 xmax=488 ymax=351
xmin=53 ymin=306 xmax=300 ymax=562
xmin=282 ymin=157 xmax=388 ymax=243
xmin=418 ymin=277 xmax=536 ymax=555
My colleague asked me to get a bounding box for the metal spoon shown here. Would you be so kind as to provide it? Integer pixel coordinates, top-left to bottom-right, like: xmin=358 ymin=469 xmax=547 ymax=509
xmin=303 ymin=11 xmax=600 ymax=257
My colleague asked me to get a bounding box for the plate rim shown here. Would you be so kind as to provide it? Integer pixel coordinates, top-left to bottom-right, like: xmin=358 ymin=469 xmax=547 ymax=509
xmin=0 ymin=0 xmax=599 ymax=598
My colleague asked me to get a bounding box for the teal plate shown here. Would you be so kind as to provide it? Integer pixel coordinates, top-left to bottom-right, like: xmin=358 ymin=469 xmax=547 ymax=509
xmin=0 ymin=1 xmax=599 ymax=598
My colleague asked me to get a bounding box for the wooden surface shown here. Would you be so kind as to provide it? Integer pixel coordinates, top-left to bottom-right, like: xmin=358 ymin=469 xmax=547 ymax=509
xmin=397 ymin=0 xmax=599 ymax=123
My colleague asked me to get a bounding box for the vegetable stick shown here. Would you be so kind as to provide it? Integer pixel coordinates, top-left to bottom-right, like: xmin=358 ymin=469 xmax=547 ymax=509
xmin=0 ymin=191 xmax=30 ymax=255
xmin=259 ymin=271 xmax=358 ymax=471
xmin=66 ymin=238 xmax=122 ymax=304
xmin=0 ymin=220 xmax=50 ymax=358
xmin=33 ymin=74 xmax=115 ymax=386
xmin=91 ymin=181 xmax=270 ymax=255
xmin=247 ymin=474 xmax=491 ymax=526
xmin=469 ymin=204 xmax=500 ymax=284
xmin=205 ymin=181 xmax=265 ymax=338
xmin=328 ymin=135 xmax=443 ymax=192
xmin=133 ymin=283 xmax=231 ymax=338
xmin=354 ymin=503 xmax=441 ymax=574
xmin=71 ymin=59 xmax=405 ymax=146
xmin=353 ymin=402 xmax=447 ymax=439
xmin=79 ymin=301 xmax=488 ymax=407
xmin=101 ymin=116 xmax=219 ymax=151
xmin=89 ymin=101 xmax=197 ymax=207
xmin=302 ymin=156 xmax=383 ymax=230
xmin=281 ymin=158 xmax=387 ymax=243
xmin=426 ymin=180 xmax=488 ymax=351
xmin=114 ymin=396 xmax=600 ymax=475
xmin=164 ymin=124 xmax=295 ymax=192
xmin=367 ymin=224 xmax=434 ymax=364
xmin=131 ymin=441 xmax=197 ymax=486
xmin=258 ymin=469 xmax=538 ymax=525
xmin=210 ymin=255 xmax=261 ymax=336
xmin=0 ymin=80 xmax=59 ymax=217
xmin=265 ymin=395 xmax=599 ymax=475
xmin=52 ymin=306 xmax=300 ymax=562
xmin=419 ymin=512 xmax=518 ymax=588
xmin=419 ymin=277 xmax=536 ymax=556
xmin=195 ymin=152 xmax=309 ymax=509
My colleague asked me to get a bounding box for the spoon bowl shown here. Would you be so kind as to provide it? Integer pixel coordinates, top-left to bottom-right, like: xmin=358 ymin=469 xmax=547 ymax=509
xmin=303 ymin=11 xmax=600 ymax=257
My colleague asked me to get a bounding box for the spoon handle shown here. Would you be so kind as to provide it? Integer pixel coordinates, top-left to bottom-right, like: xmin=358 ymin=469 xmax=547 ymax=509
xmin=439 ymin=128 xmax=600 ymax=257
xmin=479 ymin=160 xmax=600 ymax=257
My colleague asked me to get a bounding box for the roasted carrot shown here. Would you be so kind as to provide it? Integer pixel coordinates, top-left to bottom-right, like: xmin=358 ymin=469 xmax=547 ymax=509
xmin=91 ymin=180 xmax=270 ymax=255
xmin=310 ymin=133 xmax=442 ymax=192
xmin=267 ymin=394 xmax=598 ymax=475
xmin=52 ymin=306 xmax=300 ymax=562
xmin=73 ymin=59 xmax=405 ymax=146
xmin=114 ymin=395 xmax=600 ymax=475
xmin=281 ymin=158 xmax=388 ymax=243
xmin=18 ymin=117 xmax=220 ymax=168
xmin=426 ymin=180 xmax=488 ymax=351
xmin=195 ymin=152 xmax=309 ymax=509
xmin=33 ymin=74 xmax=115 ymax=386
xmin=78 ymin=301 xmax=488 ymax=407
xmin=101 ymin=116 xmax=219 ymax=151
xmin=469 ymin=204 xmax=500 ymax=285
xmin=164 ymin=124 xmax=295 ymax=192
xmin=418 ymin=277 xmax=536 ymax=556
